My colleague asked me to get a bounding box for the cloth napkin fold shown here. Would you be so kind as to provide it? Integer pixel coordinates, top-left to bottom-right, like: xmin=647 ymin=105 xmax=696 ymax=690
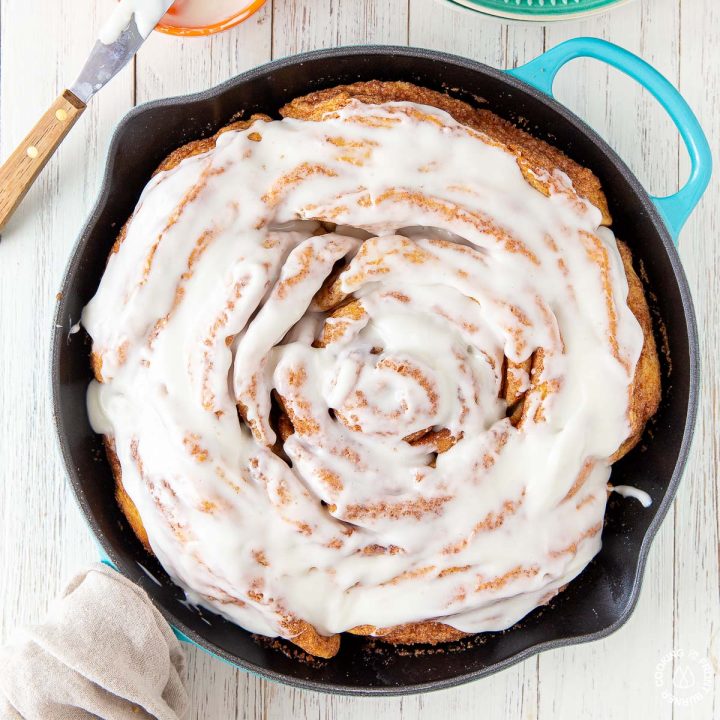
xmin=0 ymin=563 xmax=189 ymax=720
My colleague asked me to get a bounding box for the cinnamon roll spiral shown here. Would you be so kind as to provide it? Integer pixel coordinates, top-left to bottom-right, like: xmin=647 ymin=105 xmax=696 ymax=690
xmin=83 ymin=82 xmax=660 ymax=658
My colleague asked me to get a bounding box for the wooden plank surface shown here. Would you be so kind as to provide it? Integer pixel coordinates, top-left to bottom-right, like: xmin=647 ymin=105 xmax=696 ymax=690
xmin=0 ymin=0 xmax=717 ymax=718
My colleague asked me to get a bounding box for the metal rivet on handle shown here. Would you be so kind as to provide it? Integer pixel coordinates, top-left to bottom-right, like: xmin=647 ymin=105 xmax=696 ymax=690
xmin=26 ymin=146 xmax=39 ymax=159
xmin=55 ymin=108 xmax=68 ymax=122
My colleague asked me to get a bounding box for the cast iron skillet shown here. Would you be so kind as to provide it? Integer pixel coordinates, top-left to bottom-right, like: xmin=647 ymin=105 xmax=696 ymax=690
xmin=51 ymin=39 xmax=711 ymax=695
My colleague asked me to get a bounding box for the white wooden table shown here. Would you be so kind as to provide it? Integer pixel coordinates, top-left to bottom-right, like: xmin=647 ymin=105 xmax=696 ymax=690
xmin=1 ymin=1 xmax=718 ymax=718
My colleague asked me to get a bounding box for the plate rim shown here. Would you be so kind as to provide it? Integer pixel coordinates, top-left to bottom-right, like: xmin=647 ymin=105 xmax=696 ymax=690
xmin=445 ymin=0 xmax=635 ymax=21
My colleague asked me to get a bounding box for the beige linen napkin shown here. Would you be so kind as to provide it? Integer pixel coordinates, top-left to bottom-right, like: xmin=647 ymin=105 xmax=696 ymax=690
xmin=0 ymin=563 xmax=189 ymax=720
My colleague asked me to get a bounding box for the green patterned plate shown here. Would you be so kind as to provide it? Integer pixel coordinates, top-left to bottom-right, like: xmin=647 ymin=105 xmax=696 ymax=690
xmin=447 ymin=0 xmax=634 ymax=21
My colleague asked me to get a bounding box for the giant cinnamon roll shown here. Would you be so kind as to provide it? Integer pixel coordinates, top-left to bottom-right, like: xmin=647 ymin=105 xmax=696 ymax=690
xmin=83 ymin=82 xmax=661 ymax=659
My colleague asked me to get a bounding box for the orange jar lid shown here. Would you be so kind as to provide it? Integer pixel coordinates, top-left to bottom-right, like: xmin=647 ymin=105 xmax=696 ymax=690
xmin=157 ymin=0 xmax=266 ymax=36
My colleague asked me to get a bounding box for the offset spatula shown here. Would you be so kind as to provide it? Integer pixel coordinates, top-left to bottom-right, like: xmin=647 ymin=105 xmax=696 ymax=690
xmin=0 ymin=0 xmax=173 ymax=233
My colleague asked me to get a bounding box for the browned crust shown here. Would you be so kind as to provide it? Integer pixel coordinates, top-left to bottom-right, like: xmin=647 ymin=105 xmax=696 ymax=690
xmin=282 ymin=620 xmax=340 ymax=659
xmin=105 ymin=438 xmax=151 ymax=553
xmin=90 ymin=351 xmax=104 ymax=383
xmin=95 ymin=81 xmax=660 ymax=658
xmin=610 ymin=240 xmax=661 ymax=461
xmin=348 ymin=621 xmax=469 ymax=645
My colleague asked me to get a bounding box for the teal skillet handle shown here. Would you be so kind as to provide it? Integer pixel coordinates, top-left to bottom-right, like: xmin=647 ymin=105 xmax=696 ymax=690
xmin=507 ymin=37 xmax=712 ymax=243
xmin=98 ymin=545 xmax=194 ymax=644
xmin=99 ymin=547 xmax=253 ymax=672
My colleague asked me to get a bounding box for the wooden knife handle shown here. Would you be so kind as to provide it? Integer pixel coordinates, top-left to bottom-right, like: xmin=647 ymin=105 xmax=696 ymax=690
xmin=0 ymin=90 xmax=86 ymax=233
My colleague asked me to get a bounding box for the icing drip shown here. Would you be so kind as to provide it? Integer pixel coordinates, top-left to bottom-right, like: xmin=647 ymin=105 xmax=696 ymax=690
xmin=611 ymin=485 xmax=652 ymax=508
xmin=82 ymin=100 xmax=644 ymax=641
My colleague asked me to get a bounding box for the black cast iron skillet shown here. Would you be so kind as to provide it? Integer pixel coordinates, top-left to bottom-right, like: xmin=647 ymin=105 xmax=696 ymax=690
xmin=51 ymin=39 xmax=710 ymax=695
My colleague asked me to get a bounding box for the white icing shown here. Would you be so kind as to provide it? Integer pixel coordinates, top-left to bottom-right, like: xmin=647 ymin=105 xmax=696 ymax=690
xmin=99 ymin=0 xmax=172 ymax=44
xmin=611 ymin=485 xmax=652 ymax=508
xmin=137 ymin=562 xmax=163 ymax=586
xmin=82 ymin=100 xmax=644 ymax=642
xmin=164 ymin=0 xmax=258 ymax=27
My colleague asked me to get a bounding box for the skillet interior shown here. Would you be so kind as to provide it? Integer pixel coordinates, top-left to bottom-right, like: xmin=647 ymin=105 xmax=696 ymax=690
xmin=51 ymin=46 xmax=698 ymax=695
